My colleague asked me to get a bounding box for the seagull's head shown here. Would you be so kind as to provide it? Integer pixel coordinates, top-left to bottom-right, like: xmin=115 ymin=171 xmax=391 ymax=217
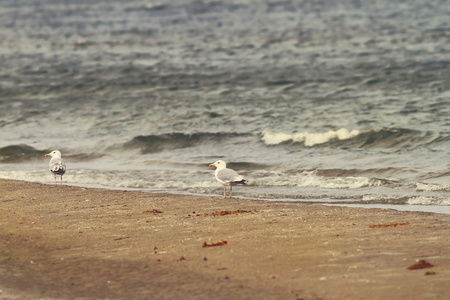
xmin=45 ymin=150 xmax=62 ymax=158
xmin=209 ymin=160 xmax=226 ymax=169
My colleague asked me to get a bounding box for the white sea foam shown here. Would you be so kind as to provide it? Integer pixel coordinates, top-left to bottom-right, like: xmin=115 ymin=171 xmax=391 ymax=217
xmin=362 ymin=194 xmax=404 ymax=202
xmin=0 ymin=169 xmax=217 ymax=190
xmin=408 ymin=196 xmax=450 ymax=206
xmin=297 ymin=174 xmax=380 ymax=189
xmin=261 ymin=128 xmax=361 ymax=146
xmin=416 ymin=182 xmax=450 ymax=192
xmin=253 ymin=171 xmax=383 ymax=189
xmin=0 ymin=171 xmax=48 ymax=183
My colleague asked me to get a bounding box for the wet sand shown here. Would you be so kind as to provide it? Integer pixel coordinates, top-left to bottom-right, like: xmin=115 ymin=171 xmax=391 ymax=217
xmin=0 ymin=179 xmax=449 ymax=299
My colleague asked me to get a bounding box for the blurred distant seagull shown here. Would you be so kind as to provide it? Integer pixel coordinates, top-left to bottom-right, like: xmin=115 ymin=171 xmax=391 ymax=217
xmin=45 ymin=150 xmax=66 ymax=184
xmin=209 ymin=160 xmax=247 ymax=198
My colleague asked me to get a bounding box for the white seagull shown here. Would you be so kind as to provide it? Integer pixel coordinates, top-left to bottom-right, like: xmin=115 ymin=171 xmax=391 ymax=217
xmin=45 ymin=150 xmax=66 ymax=184
xmin=209 ymin=160 xmax=247 ymax=198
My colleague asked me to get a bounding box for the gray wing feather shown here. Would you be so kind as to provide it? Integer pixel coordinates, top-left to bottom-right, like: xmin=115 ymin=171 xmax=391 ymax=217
xmin=218 ymin=168 xmax=243 ymax=183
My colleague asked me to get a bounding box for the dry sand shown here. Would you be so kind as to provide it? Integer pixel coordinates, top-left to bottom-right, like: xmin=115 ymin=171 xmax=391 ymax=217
xmin=0 ymin=179 xmax=449 ymax=299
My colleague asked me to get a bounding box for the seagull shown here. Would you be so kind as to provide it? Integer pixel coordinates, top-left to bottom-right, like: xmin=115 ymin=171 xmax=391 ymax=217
xmin=45 ymin=150 xmax=66 ymax=184
xmin=209 ymin=160 xmax=247 ymax=198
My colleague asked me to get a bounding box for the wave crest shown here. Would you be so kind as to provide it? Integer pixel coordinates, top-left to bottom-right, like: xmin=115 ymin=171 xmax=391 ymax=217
xmin=261 ymin=128 xmax=361 ymax=147
xmin=416 ymin=182 xmax=450 ymax=192
xmin=0 ymin=145 xmax=47 ymax=163
xmin=261 ymin=128 xmax=447 ymax=148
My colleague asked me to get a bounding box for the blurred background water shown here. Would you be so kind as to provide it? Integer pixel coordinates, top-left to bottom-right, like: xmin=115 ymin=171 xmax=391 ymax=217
xmin=1 ymin=0 xmax=449 ymax=213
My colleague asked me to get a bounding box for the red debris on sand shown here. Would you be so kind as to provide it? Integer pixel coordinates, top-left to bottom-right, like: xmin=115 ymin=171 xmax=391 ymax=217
xmin=202 ymin=240 xmax=230 ymax=248
xmin=211 ymin=210 xmax=256 ymax=216
xmin=369 ymin=222 xmax=409 ymax=228
xmin=407 ymin=260 xmax=434 ymax=270
xmin=142 ymin=209 xmax=162 ymax=214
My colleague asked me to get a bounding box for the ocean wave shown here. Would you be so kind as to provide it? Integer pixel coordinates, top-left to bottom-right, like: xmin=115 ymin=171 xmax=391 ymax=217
xmin=261 ymin=128 xmax=360 ymax=147
xmin=408 ymin=196 xmax=450 ymax=206
xmin=253 ymin=170 xmax=385 ymax=189
xmin=295 ymin=174 xmax=383 ymax=189
xmin=0 ymin=144 xmax=106 ymax=164
xmin=121 ymin=132 xmax=250 ymax=154
xmin=361 ymin=194 xmax=450 ymax=206
xmin=261 ymin=128 xmax=448 ymax=149
xmin=0 ymin=169 xmax=218 ymax=192
xmin=313 ymin=168 xmax=403 ymax=179
xmin=416 ymin=182 xmax=450 ymax=192
xmin=362 ymin=194 xmax=410 ymax=205
xmin=0 ymin=145 xmax=47 ymax=163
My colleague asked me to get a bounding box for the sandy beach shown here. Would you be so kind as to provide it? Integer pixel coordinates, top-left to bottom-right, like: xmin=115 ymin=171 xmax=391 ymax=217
xmin=0 ymin=178 xmax=449 ymax=299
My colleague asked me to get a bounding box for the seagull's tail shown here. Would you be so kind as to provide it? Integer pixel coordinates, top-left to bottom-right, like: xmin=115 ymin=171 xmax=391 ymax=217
xmin=51 ymin=167 xmax=66 ymax=175
xmin=233 ymin=179 xmax=247 ymax=185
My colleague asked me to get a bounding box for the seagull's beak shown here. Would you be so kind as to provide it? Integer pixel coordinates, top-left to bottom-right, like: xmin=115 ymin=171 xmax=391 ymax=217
xmin=45 ymin=153 xmax=51 ymax=157
xmin=209 ymin=163 xmax=215 ymax=167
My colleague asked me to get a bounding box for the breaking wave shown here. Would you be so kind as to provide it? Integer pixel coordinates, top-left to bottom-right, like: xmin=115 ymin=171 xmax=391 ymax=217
xmin=251 ymin=169 xmax=387 ymax=189
xmin=416 ymin=182 xmax=450 ymax=192
xmin=261 ymin=128 xmax=360 ymax=147
xmin=261 ymin=128 xmax=449 ymax=149
xmin=407 ymin=196 xmax=450 ymax=206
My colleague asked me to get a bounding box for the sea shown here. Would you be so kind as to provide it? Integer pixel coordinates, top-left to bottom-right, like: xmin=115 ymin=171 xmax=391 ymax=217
xmin=1 ymin=0 xmax=449 ymax=214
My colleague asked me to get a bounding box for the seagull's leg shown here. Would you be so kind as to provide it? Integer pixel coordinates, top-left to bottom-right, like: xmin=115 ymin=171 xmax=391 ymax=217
xmin=223 ymin=186 xmax=226 ymax=198
xmin=229 ymin=185 xmax=233 ymax=198
xmin=60 ymin=175 xmax=63 ymax=185
xmin=53 ymin=174 xmax=57 ymax=185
